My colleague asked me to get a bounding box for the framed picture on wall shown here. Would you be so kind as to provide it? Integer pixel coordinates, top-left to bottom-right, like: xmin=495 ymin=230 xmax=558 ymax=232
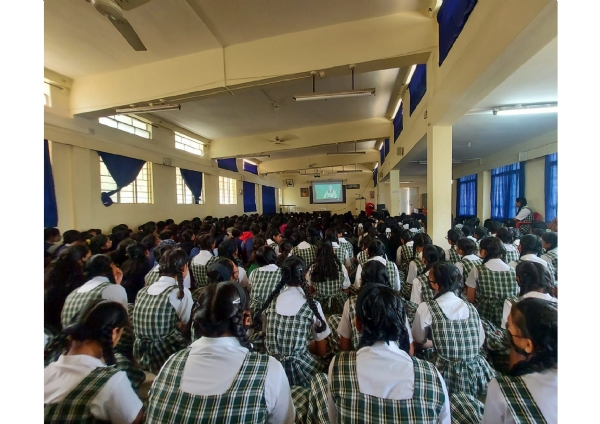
xmin=286 ymin=179 xmax=294 ymax=187
xmin=369 ymin=191 xmax=375 ymax=199
xmin=346 ymin=183 xmax=360 ymax=189
xmin=300 ymin=187 xmax=309 ymax=197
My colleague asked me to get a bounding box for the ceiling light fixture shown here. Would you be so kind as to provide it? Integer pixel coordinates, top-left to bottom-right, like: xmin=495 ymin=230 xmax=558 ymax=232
xmin=493 ymin=103 xmax=557 ymax=116
xmin=293 ymin=66 xmax=375 ymax=101
xmin=116 ymin=103 xmax=181 ymax=113
xmin=405 ymin=65 xmax=417 ymax=85
xmin=237 ymin=154 xmax=271 ymax=159
xmin=391 ymin=98 xmax=403 ymax=120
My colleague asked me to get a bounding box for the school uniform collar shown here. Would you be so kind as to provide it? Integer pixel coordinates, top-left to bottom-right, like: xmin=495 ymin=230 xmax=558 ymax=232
xmin=191 ymin=336 xmax=247 ymax=351
xmin=157 ymin=276 xmax=178 ymax=286
xmin=331 ymin=242 xmax=340 ymax=248
xmin=368 ymin=256 xmax=387 ymax=265
xmin=486 ymin=258 xmax=506 ymax=265
xmin=357 ymin=341 xmax=404 ymax=356
xmin=549 ymin=247 xmax=558 ymax=254
xmin=90 ymin=276 xmax=110 ymax=283
xmin=405 ymin=241 xmax=414 ymax=246
xmin=259 ymin=264 xmax=279 ymax=272
xmin=296 ymin=241 xmax=311 ymax=249
xmin=463 ymin=254 xmax=479 ymax=261
xmin=267 ymin=239 xmax=276 ymax=245
xmin=57 ymin=354 xmax=105 ymax=368
xmin=338 ymin=237 xmax=347 ymax=243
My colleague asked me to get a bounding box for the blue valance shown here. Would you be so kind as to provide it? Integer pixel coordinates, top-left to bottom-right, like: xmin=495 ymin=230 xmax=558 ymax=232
xmin=180 ymin=168 xmax=204 ymax=204
xmin=243 ymin=160 xmax=258 ymax=175
xmin=97 ymin=151 xmax=145 ymax=207
xmin=380 ymin=146 xmax=385 ymax=165
xmin=44 ymin=140 xmax=58 ymax=228
xmin=262 ymin=185 xmax=276 ymax=214
xmin=438 ymin=0 xmax=478 ymax=66
xmin=545 ymin=153 xmax=558 ymax=222
xmin=409 ymin=64 xmax=427 ymax=115
xmin=384 ymin=139 xmax=390 ymax=158
xmin=393 ymin=103 xmax=404 ymax=142
xmin=243 ymin=181 xmax=257 ymax=212
xmin=373 ymin=167 xmax=378 ymax=188
xmin=217 ymin=158 xmax=239 ymax=173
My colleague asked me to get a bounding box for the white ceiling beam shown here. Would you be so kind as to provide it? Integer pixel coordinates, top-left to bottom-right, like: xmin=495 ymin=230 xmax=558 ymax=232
xmin=258 ymin=152 xmax=379 ymax=174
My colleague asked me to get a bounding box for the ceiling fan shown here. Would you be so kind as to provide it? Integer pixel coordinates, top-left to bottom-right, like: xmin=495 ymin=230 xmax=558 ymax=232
xmin=86 ymin=0 xmax=150 ymax=51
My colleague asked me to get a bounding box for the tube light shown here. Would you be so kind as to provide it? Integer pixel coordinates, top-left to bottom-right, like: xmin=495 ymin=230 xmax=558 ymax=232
xmin=391 ymin=98 xmax=402 ymax=120
xmin=336 ymin=170 xmax=363 ymax=174
xmin=494 ymin=105 xmax=558 ymax=116
xmin=116 ymin=103 xmax=181 ymax=113
xmin=293 ymin=89 xmax=375 ymax=102
xmin=405 ymin=65 xmax=417 ymax=85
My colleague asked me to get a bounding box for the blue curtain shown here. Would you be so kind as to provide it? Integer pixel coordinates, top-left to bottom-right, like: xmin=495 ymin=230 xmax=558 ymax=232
xmin=409 ymin=64 xmax=427 ymax=115
xmin=384 ymin=138 xmax=390 ymax=158
xmin=262 ymin=186 xmax=276 ymax=214
xmin=217 ymin=158 xmax=238 ymax=172
xmin=243 ymin=161 xmax=258 ymax=175
xmin=456 ymin=174 xmax=477 ymax=217
xmin=393 ymin=103 xmax=404 ymax=142
xmin=373 ymin=167 xmax=378 ymax=188
xmin=437 ymin=0 xmax=479 ymax=66
xmin=243 ymin=181 xmax=257 ymax=212
xmin=44 ymin=140 xmax=58 ymax=228
xmin=97 ymin=151 xmax=145 ymax=207
xmin=545 ymin=153 xmax=558 ymax=221
xmin=180 ymin=168 xmax=204 ymax=204
xmin=380 ymin=146 xmax=385 ymax=165
xmin=490 ymin=162 xmax=524 ymax=221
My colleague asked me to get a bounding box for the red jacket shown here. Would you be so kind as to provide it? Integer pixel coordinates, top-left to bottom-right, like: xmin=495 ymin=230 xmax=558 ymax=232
xmin=240 ymin=231 xmax=253 ymax=242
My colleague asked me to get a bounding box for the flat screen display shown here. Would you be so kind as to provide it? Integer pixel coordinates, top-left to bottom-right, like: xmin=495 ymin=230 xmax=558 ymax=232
xmin=311 ymin=181 xmax=346 ymax=204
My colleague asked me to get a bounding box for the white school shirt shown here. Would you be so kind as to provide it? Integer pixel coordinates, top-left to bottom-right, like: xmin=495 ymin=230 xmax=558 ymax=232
xmin=455 ymin=254 xmax=480 ymax=277
xmin=192 ymin=250 xmax=213 ymax=266
xmin=465 ymin=259 xmax=512 ymax=289
xmin=180 ymin=337 xmax=295 ymax=424
xmin=410 ymin=270 xmax=429 ymax=304
xmin=331 ymin=241 xmax=352 ymax=268
xmin=482 ymin=369 xmax=557 ymax=424
xmin=264 ymin=286 xmax=331 ymax=341
xmin=514 ymin=207 xmax=533 ymax=221
xmin=337 ymin=299 xmax=414 ymax=344
xmin=326 ymin=341 xmax=451 ymax=424
xmin=266 ymin=239 xmax=280 ymax=255
xmin=306 ymin=263 xmax=351 ymax=289
xmin=354 ymin=256 xmax=401 ymax=291
xmin=504 ymin=243 xmax=519 ymax=256
xmin=508 ymin=254 xmax=549 ymax=270
xmin=412 ymin=292 xmax=485 ymax=346
xmin=540 ymin=247 xmax=558 ymax=268
xmin=248 ymin=264 xmax=279 ymax=291
xmin=500 ymin=292 xmax=557 ymax=329
xmin=74 ymin=277 xmax=128 ymax=308
xmin=406 ymin=253 xmax=423 ymax=290
xmin=295 ymin=241 xmax=312 ymax=250
xmin=467 ymin=236 xmax=478 ymax=243
xmin=396 ymin=241 xmax=414 ymax=267
xmin=44 ymin=354 xmax=142 ymax=424
xmin=147 ymin=276 xmax=193 ymax=323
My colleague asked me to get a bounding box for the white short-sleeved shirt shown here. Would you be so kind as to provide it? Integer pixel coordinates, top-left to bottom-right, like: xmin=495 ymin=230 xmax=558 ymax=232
xmin=410 ymin=270 xmax=429 ymax=304
xmin=509 ymin=254 xmax=549 ymax=270
xmin=147 ymin=276 xmax=193 ymax=322
xmin=466 ymin=259 xmax=511 ymax=289
xmin=412 ymin=292 xmax=485 ymax=346
xmin=75 ymin=277 xmax=128 ymax=308
xmin=248 ymin=264 xmax=279 ymax=291
xmin=44 ymin=355 xmax=142 ymax=424
xmin=295 ymin=241 xmax=312 ymax=250
xmin=337 ymin=299 xmax=414 ymax=344
xmin=354 ymin=256 xmax=401 ymax=291
xmin=179 ymin=337 xmax=295 ymax=424
xmin=306 ymin=264 xmax=351 ymax=289
xmin=332 ymin=241 xmax=352 ymax=267
xmin=504 ymin=243 xmax=519 ymax=255
xmin=266 ymin=239 xmax=280 ymax=255
xmin=396 ymin=241 xmax=414 ymax=267
xmin=514 ymin=207 xmax=533 ymax=221
xmin=192 ymin=250 xmax=213 ymax=266
xmin=406 ymin=254 xmax=423 ymax=290
xmin=500 ymin=292 xmax=557 ymax=329
xmin=540 ymin=247 xmax=557 ymax=268
xmin=326 ymin=341 xmax=450 ymax=424
xmin=265 ymin=286 xmax=331 ymax=341
xmin=482 ymin=369 xmax=557 ymax=424
xmin=455 ymin=254 xmax=480 ymax=277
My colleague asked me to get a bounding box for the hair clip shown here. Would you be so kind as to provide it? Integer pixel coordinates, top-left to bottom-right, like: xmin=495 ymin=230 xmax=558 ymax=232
xmin=232 ymin=297 xmax=241 ymax=304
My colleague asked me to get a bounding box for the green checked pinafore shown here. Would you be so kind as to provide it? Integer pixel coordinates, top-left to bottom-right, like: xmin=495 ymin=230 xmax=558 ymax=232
xmin=543 ymin=250 xmax=558 ymax=279
xmin=512 ymin=259 xmax=557 ymax=286
xmin=474 ymin=265 xmax=519 ymax=328
xmin=145 ymin=348 xmax=269 ymax=424
xmin=447 ymin=246 xmax=461 ymax=264
xmin=416 ymin=273 xmax=436 ymax=304
xmin=311 ymin=269 xmax=348 ymax=315
xmin=189 ymin=256 xmax=214 ymax=300
xmin=504 ymin=246 xmax=520 ymax=264
xmin=144 ymin=266 xmax=160 ymax=287
xmin=61 ymin=283 xmax=111 ymax=328
xmin=249 ymin=268 xmax=282 ymax=315
xmin=44 ymin=367 xmax=118 ymax=424
xmin=356 ymin=250 xmax=369 ymax=267
xmin=264 ymin=301 xmax=326 ymax=388
xmin=459 ymin=257 xmax=482 ymax=286
xmin=495 ymin=375 xmax=549 ymax=424
xmin=289 ymin=373 xmax=331 ymax=424
xmin=450 ymin=392 xmax=484 ymax=424
xmin=400 ymin=257 xmax=424 ymax=300
xmin=426 ymin=299 xmax=495 ymax=397
xmin=133 ymin=284 xmax=188 ymax=374
xmin=384 ymin=259 xmax=402 ymax=292
xmin=333 ymin=245 xmax=349 ymax=267
xmin=399 ymin=244 xmax=413 ymax=277
xmin=330 ymin=351 xmax=446 ymax=423
xmin=328 ymin=296 xmax=361 ymax=352
xmin=291 ymin=245 xmax=317 ymax=268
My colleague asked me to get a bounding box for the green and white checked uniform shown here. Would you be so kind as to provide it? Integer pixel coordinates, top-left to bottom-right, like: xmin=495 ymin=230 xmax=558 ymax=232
xmin=330 ymin=351 xmax=446 ymax=423
xmin=264 ymin=302 xmax=326 ymax=388
xmin=400 ymin=258 xmax=424 ymax=300
xmin=339 ymin=240 xmax=354 ymax=262
xmin=289 ymin=373 xmax=331 ymax=424
xmin=61 ymin=283 xmax=111 ymax=328
xmin=518 ymin=212 xmax=535 ymax=236
xmin=144 ymin=266 xmax=160 ymax=287
xmin=333 ymin=245 xmax=350 ymax=267
xmin=405 ymin=299 xmax=419 ymax=326
xmin=512 ymin=259 xmax=557 ymax=286
xmin=189 ymin=258 xmax=213 ymax=301
xmin=114 ymin=352 xmax=146 ymax=391
xmin=495 ymin=375 xmax=548 ymax=424
xmin=543 ymin=250 xmax=558 ymax=276
xmin=249 ymin=268 xmax=282 ymax=315
xmin=399 ymin=245 xmax=413 ymax=277
xmin=475 ymin=265 xmax=519 ymax=328
xmin=459 ymin=257 xmax=482 ymax=286
xmin=145 ymin=348 xmax=269 ymax=424
xmin=385 ymin=259 xmax=402 ymax=292
xmin=44 ymin=367 xmax=119 ymax=424
xmin=357 ymin=250 xmax=369 ymax=267
xmin=450 ymin=392 xmax=484 ymax=424
xmin=311 ymin=269 xmax=348 ymax=315
xmin=504 ymin=247 xmax=520 ymax=265
xmin=426 ymin=299 xmax=495 ymax=397
xmin=416 ymin=274 xmax=436 ymax=304
xmin=133 ymin=285 xmax=188 ymax=374
xmin=290 ymin=245 xmax=317 ymax=268
xmin=446 ymin=246 xmax=461 ymax=264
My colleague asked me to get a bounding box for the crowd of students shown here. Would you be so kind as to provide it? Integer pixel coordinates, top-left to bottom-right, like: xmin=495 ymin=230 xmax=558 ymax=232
xmin=44 ymin=211 xmax=557 ymax=423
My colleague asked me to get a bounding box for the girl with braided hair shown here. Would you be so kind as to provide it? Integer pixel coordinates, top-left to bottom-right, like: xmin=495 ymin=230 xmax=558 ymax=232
xmin=132 ymin=249 xmax=193 ymax=374
xmin=143 ymin=244 xmax=173 ymax=287
xmin=405 ymin=233 xmax=432 ymax=289
xmin=247 ymin=246 xmax=281 ymax=315
xmin=483 ymin=298 xmax=557 ymax=423
xmin=306 ymin=240 xmax=350 ymax=315
xmin=410 ymin=245 xmax=445 ymax=305
xmin=145 ymin=281 xmax=295 ymax=424
xmin=258 ymin=255 xmax=331 ymax=388
xmin=189 ymin=233 xmax=216 ymax=292
xmin=326 ymin=283 xmax=450 ymax=423
xmin=44 ymin=300 xmax=144 ymax=424
xmin=121 ymin=242 xmax=152 ymax=303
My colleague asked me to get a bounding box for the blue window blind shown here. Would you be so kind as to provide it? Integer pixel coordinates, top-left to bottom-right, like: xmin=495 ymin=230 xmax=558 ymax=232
xmin=437 ymin=0 xmax=479 ymax=66
xmin=384 ymin=139 xmax=390 ymax=158
xmin=456 ymin=174 xmax=477 ymax=217
xmin=216 ymin=158 xmax=238 ymax=172
xmin=545 ymin=153 xmax=558 ymax=222
xmin=44 ymin=140 xmax=58 ymax=227
xmin=380 ymin=146 xmax=385 ymax=165
xmin=409 ymin=64 xmax=427 ymax=115
xmin=243 ymin=181 xmax=257 ymax=213
xmin=180 ymin=168 xmax=203 ymax=204
xmin=490 ymin=162 xmax=525 ymax=222
xmin=97 ymin=151 xmax=146 ymax=207
xmin=243 ymin=160 xmax=258 ymax=175
xmin=262 ymin=186 xmax=276 ymax=214
xmin=373 ymin=167 xmax=378 ymax=188
xmin=393 ymin=103 xmax=404 ymax=142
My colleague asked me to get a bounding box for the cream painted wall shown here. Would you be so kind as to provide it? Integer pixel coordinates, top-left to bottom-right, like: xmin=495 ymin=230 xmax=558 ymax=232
xmin=524 ymin=157 xmax=545 ymax=218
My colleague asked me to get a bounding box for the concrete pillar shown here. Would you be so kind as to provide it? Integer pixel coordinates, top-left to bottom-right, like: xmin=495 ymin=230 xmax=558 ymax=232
xmin=389 ymin=170 xmax=401 ymax=216
xmin=477 ymin=170 xmax=491 ymax=222
xmin=427 ymin=126 xmax=452 ymax=246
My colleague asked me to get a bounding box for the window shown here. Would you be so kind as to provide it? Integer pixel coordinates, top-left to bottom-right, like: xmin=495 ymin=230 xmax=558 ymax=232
xmin=278 ymin=188 xmax=283 ymax=205
xmin=490 ymin=162 xmax=524 ymax=221
xmin=219 ymin=176 xmax=237 ymax=204
xmin=44 ymin=82 xmax=51 ymax=107
xmin=176 ymin=167 xmax=204 ymax=205
xmin=175 ymin=132 xmax=204 ymax=156
xmin=100 ymin=158 xmax=153 ymax=204
xmin=456 ymin=174 xmax=477 ymax=217
xmin=545 ymin=153 xmax=558 ymax=221
xmin=99 ymin=115 xmax=151 ymax=139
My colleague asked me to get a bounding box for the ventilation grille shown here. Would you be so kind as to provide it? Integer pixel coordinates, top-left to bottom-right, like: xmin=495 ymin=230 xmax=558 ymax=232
xmin=397 ymin=146 xmax=404 ymax=156
xmin=163 ymin=157 xmax=174 ymax=166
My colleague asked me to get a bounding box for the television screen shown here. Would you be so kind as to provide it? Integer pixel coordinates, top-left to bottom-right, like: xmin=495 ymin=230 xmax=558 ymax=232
xmin=311 ymin=181 xmax=346 ymax=204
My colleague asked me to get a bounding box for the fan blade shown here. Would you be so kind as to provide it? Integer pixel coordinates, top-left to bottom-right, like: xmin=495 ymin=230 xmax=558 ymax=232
xmin=109 ymin=17 xmax=147 ymax=51
xmin=115 ymin=0 xmax=151 ymax=12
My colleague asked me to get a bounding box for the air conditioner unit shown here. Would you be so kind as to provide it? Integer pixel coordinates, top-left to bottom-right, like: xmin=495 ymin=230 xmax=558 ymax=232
xmin=163 ymin=157 xmax=174 ymax=166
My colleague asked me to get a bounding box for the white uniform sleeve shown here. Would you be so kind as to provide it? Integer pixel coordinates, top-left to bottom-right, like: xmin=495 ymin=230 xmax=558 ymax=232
xmin=169 ymin=288 xmax=194 ymax=323
xmin=341 ymin=266 xmax=351 ymax=289
xmin=405 ymin=316 xmax=414 ymax=344
xmin=311 ymin=301 xmax=331 ymax=341
xmin=101 ymin=285 xmax=128 ymax=309
xmin=264 ymin=357 xmax=295 ymax=424
xmin=514 ymin=207 xmax=531 ymax=221
xmin=327 ymin=359 xmax=338 ymax=424
xmin=239 ymin=267 xmax=249 ymax=288
xmin=406 ymin=262 xmax=418 ymax=289
xmin=501 ymin=299 xmax=513 ymax=330
xmin=508 ymin=261 xmax=518 ymax=269
xmin=437 ymin=370 xmax=452 ymax=424
xmin=540 ymin=254 xmax=552 ymax=267
xmin=344 ymin=251 xmax=352 ymax=269
xmin=411 ymin=303 xmax=430 ymax=344
xmin=465 ymin=267 xmax=479 ymax=289
xmin=183 ymin=272 xmax=191 ymax=290
xmin=455 ymin=261 xmax=464 ymax=276
xmin=337 ymin=300 xmax=353 ymax=340
xmin=92 ymin=372 xmax=143 ymax=424
xmin=410 ymin=277 xmax=423 ymax=304
xmin=396 ymin=246 xmax=403 ymax=267
xmin=392 ymin=264 xmax=401 ymax=291
xmin=482 ymin=379 xmax=509 ymax=424
xmin=354 ymin=264 xmax=363 ymax=289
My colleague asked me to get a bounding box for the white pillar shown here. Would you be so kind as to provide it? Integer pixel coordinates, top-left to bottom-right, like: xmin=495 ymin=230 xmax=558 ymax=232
xmin=389 ymin=170 xmax=401 ymax=216
xmin=477 ymin=170 xmax=491 ymax=222
xmin=427 ymin=126 xmax=452 ymax=246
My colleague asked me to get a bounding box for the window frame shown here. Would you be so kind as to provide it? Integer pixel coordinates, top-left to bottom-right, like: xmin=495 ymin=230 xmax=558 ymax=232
xmin=99 ymin=157 xmax=154 ymax=204
xmin=218 ymin=176 xmax=237 ymax=205
xmin=175 ymin=132 xmax=204 ymax=157
xmin=176 ymin=167 xmax=205 ymax=205
xmin=98 ymin=115 xmax=152 ymax=139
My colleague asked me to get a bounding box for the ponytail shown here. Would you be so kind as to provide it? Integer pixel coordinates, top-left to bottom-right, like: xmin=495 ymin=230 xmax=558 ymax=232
xmin=159 ymin=249 xmax=189 ymax=300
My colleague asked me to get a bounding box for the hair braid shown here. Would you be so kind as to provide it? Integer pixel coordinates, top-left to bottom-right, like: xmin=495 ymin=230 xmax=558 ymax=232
xmin=176 ymin=268 xmax=185 ymax=300
xmin=299 ymin=279 xmax=326 ymax=333
xmin=231 ymin=308 xmax=253 ymax=351
xmin=99 ymin=326 xmax=117 ymax=366
xmin=255 ymin=278 xmax=287 ymax=323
